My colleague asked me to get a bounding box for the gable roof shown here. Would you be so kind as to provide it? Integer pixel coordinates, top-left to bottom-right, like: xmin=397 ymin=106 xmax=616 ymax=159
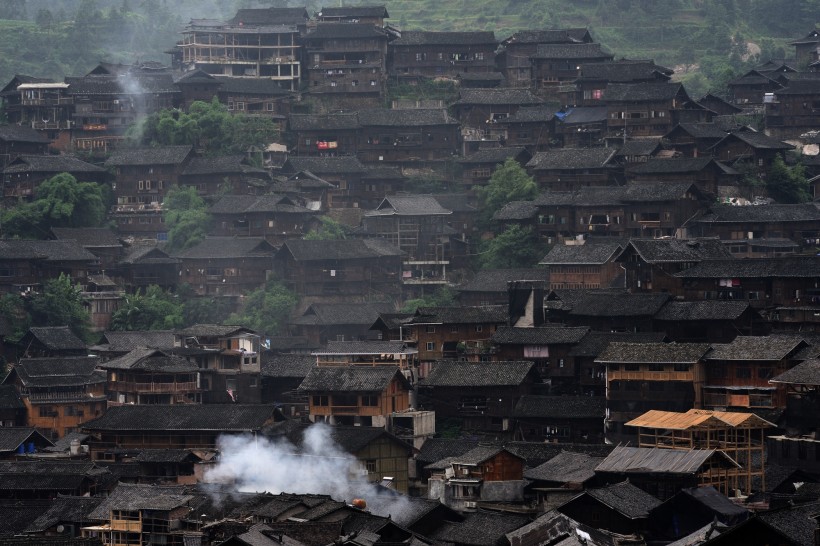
xmin=694 ymin=203 xmax=820 ymax=224
xmin=100 ymin=347 xmax=199 ymax=372
xmin=0 ymin=428 xmax=53 ymax=453
xmin=261 ymin=353 xmax=316 ymax=379
xmin=457 ymin=268 xmax=548 ymax=293
xmin=0 ymin=124 xmax=50 ymax=143
xmin=539 ymin=241 xmax=622 ymax=265
xmin=81 ymin=404 xmax=276 ymax=432
xmin=498 ymin=106 xmax=555 ymax=124
xmin=706 ymin=335 xmax=806 ymax=361
xmin=51 ymin=227 xmax=121 ymax=248
xmin=304 ymin=23 xmax=388 ymax=40
xmin=288 ymin=113 xmax=361 ymax=131
xmin=556 ymin=105 xmax=610 ymax=124
xmin=712 ymin=130 xmax=794 ymax=151
xmin=174 ymin=237 xmax=276 ymax=259
xmin=567 ymin=291 xmax=671 ymax=317
xmin=298 ymin=366 xmax=408 ymax=392
xmin=12 ymin=357 xmax=105 ymax=388
xmin=654 ymin=301 xmax=752 ymax=322
xmin=367 ymin=195 xmax=451 ymax=216
xmin=209 ymin=194 xmax=312 ymax=215
xmin=0 ymin=239 xmax=97 ymax=262
xmin=675 ymin=257 xmax=820 ymax=279
xmin=618 ymin=238 xmax=731 ymax=263
xmin=229 ymin=7 xmax=309 ymax=25
xmin=421 ymin=360 xmax=538 ymax=387
xmin=666 ymin=122 xmax=730 ymax=140
xmin=280 ymin=238 xmax=402 ymax=262
xmin=491 ymin=326 xmax=589 ymax=345
xmin=105 ymin=145 xmax=193 ymax=166
xmin=98 ymin=330 xmax=175 ymax=352
xmin=770 ymin=358 xmax=820 ymax=386
xmin=294 ymin=303 xmax=394 ymax=326
xmin=577 ymin=481 xmax=662 ymax=519
xmin=568 ymin=331 xmax=668 ymax=357
xmin=595 ymin=446 xmax=739 ymax=476
xmin=526 ymin=147 xmax=616 ymax=170
xmin=577 ymin=60 xmax=673 ymax=82
xmin=524 ymin=451 xmax=604 ymax=484
xmin=284 ymin=156 xmax=366 ymax=175
xmin=314 ymin=340 xmax=415 ymax=356
xmin=409 ymin=305 xmax=508 ymax=325
xmin=503 ymin=28 xmax=592 ymax=45
xmin=596 ymin=342 xmax=711 ymax=364
xmin=391 ymin=31 xmax=496 ymax=46
xmin=604 ymin=81 xmax=688 ymax=102
xmin=318 ymin=5 xmax=389 ymax=18
xmin=23 ymin=326 xmax=86 ymax=351
xmin=454 ymin=88 xmax=542 ymax=106
xmin=629 ymin=156 xmax=732 ymax=174
xmin=4 ymin=154 xmax=107 ymax=175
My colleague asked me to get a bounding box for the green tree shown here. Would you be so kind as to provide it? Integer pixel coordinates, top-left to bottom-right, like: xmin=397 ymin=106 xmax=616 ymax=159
xmin=401 ymin=286 xmax=456 ymax=313
xmin=766 ymin=155 xmax=810 ymax=204
xmin=476 ymin=158 xmax=538 ymax=228
xmin=478 ymin=225 xmax=545 ymax=269
xmin=226 ymin=279 xmax=298 ymax=335
xmin=27 ymin=273 xmax=93 ymax=343
xmin=2 ymin=173 xmax=106 ymax=238
xmin=110 ymin=285 xmax=184 ymax=330
xmin=0 ymin=293 xmax=29 ymax=342
xmin=304 ymin=216 xmax=348 ymax=240
xmin=163 ymin=185 xmax=210 ymax=252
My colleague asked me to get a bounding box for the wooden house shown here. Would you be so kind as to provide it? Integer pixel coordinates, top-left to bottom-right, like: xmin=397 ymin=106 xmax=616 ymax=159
xmin=0 ymin=239 xmax=98 ymax=295
xmin=790 ymin=29 xmax=820 ymax=64
xmin=529 ymin=43 xmax=613 ymax=94
xmin=0 ymin=385 xmax=26 ymax=428
xmin=708 ymin=130 xmax=793 ymax=177
xmin=596 ymin=341 xmax=710 ymax=443
xmin=313 ymin=340 xmax=417 ymax=372
xmin=287 ymin=112 xmax=360 ymax=157
xmin=539 ymin=240 xmax=623 ymax=290
xmin=604 ymin=82 xmax=709 ymax=138
xmin=316 ymin=5 xmax=389 ymax=26
xmin=456 ymin=268 xmax=549 ymax=307
xmin=0 ymin=460 xmax=108 ymax=499
xmin=697 ymin=93 xmax=744 ymax=116
xmin=356 ymin=108 xmax=460 ymax=165
xmin=552 ymin=106 xmax=609 ymax=147
xmin=213 ymin=76 xmax=295 ymax=117
xmin=179 ymin=8 xmax=307 ymax=91
xmin=417 ymin=360 xmax=543 ymax=433
xmin=648 ymin=486 xmax=750 ymax=543
xmin=0 ymin=125 xmax=51 ymax=166
xmin=492 ymin=107 xmax=555 ymax=151
xmin=451 ymin=88 xmax=542 ymax=145
xmin=105 ymin=145 xmax=194 ymax=210
xmin=81 ymin=404 xmax=277 ymax=458
xmin=405 ymin=306 xmax=508 ymax=370
xmin=302 ymin=24 xmax=389 ymax=105
xmin=525 ymin=147 xmax=617 ymax=191
xmin=51 ymin=227 xmax=123 ymax=272
xmin=0 ymin=76 xmax=73 ymax=149
xmin=727 ymin=70 xmax=782 ymax=106
xmin=289 ymin=302 xmax=395 ymax=345
xmin=298 ymin=365 xmax=411 ymax=428
xmin=557 ymin=481 xmax=661 ymax=535
xmin=766 ymin=79 xmax=820 ymax=139
xmin=653 ymin=301 xmax=763 ymax=343
xmin=17 ymin=326 xmax=87 ymax=358
xmin=489 ymin=326 xmax=589 ymax=390
xmin=113 ymin=244 xmax=179 ymax=292
xmin=3 ymin=356 xmax=106 ymax=440
xmin=179 ymin=155 xmax=269 ymax=196
xmin=0 ymin=428 xmax=53 ymax=458
xmin=174 ymin=236 xmax=276 ymax=297
xmin=3 ymin=154 xmax=108 ymax=204
xmin=324 ymin=426 xmax=413 ymax=494
xmin=626 ymin=156 xmax=738 ymax=195
xmin=570 ymin=60 xmax=673 ymax=107
xmin=101 ymin=347 xmax=202 ymax=406
xmin=615 ymin=238 xmax=732 ymax=294
xmin=274 ymin=238 xmax=403 ymax=299
xmin=281 ymin=156 xmax=367 ymax=208
xmin=498 ymin=28 xmax=593 ymax=88
xmin=512 ymin=395 xmax=605 ymax=443
xmin=458 ymin=147 xmax=532 ymax=194
xmin=209 ymin=194 xmax=319 ymax=245
xmin=547 ymin=288 xmax=670 ymax=333
xmin=703 ymin=335 xmax=807 ymax=411
xmin=662 ymin=123 xmax=729 ymax=158
xmin=389 ymin=31 xmax=497 ymax=83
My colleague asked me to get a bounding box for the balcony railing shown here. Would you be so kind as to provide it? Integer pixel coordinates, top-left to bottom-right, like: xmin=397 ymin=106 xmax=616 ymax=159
xmin=117 ymin=381 xmax=199 ymax=393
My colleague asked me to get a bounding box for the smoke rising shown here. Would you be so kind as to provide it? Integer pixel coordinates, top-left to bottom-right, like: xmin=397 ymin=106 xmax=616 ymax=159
xmin=204 ymin=423 xmax=411 ymax=518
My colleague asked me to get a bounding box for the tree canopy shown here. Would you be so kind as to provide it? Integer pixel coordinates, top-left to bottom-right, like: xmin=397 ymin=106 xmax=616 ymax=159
xmin=226 ymin=279 xmax=298 ymax=336
xmin=162 ymin=185 xmax=210 ymax=252
xmin=1 ymin=173 xmax=107 ymax=238
xmin=766 ymin=155 xmax=810 ymax=204
xmin=478 ymin=225 xmax=546 ymax=270
xmin=303 ymin=216 xmax=349 ymax=240
xmin=110 ymin=285 xmax=184 ymax=331
xmin=400 ymin=286 xmax=456 ymax=313
xmin=476 ymin=158 xmax=538 ymax=228
xmin=27 ymin=273 xmax=94 ymax=343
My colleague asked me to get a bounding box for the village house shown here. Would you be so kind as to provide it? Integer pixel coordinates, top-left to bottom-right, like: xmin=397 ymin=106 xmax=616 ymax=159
xmin=539 ymin=239 xmax=624 ymax=290
xmin=0 ymin=460 xmax=110 ymax=500
xmin=525 ymin=147 xmax=617 ymax=191
xmin=302 ymin=23 xmax=390 ymax=106
xmin=322 ymin=426 xmax=413 ymax=494
xmin=51 ymin=227 xmax=124 ymax=273
xmin=491 ymin=106 xmax=555 ymax=151
xmin=0 ymin=125 xmax=50 ymax=167
xmin=281 ymin=155 xmax=367 ymax=208
xmin=212 ymin=75 xmax=295 ymax=117
xmin=546 ymin=289 xmax=671 ymax=333
xmin=765 ymin=80 xmax=820 ymax=140
xmin=178 ymin=8 xmax=307 ymax=90
xmin=612 ymin=138 xmax=662 ymax=168
xmin=3 ymin=356 xmax=106 ymax=440
xmin=451 ymin=88 xmax=543 ymax=147
xmin=274 ymin=238 xmax=403 ymax=299
xmin=557 ymin=480 xmax=661 ymax=536
xmin=568 ymin=59 xmax=673 ymax=107
xmin=298 ymin=365 xmax=411 ymax=427
xmin=512 ymin=395 xmax=605 ymax=443
xmin=356 ymin=108 xmax=461 ymax=165
xmin=456 ymin=268 xmax=549 ymax=307
xmin=106 ymin=145 xmax=194 ymax=209
xmin=317 ymin=5 xmax=389 ymax=26
xmin=209 ymin=193 xmax=319 ymax=245
xmin=178 ymin=155 xmax=270 ymax=197
xmin=0 ymin=76 xmax=73 ymax=149
xmin=417 ymin=360 xmax=543 ymax=434
xmin=596 ymin=341 xmax=710 ymax=443
xmin=662 ymin=122 xmax=729 ymax=157
xmin=389 ymin=31 xmax=497 ymax=83
xmin=648 ymin=486 xmax=750 ymax=543
xmin=174 ymin=236 xmax=276 ymax=298
xmin=0 ymin=386 xmax=26 ymax=427
xmin=289 ymin=302 xmax=395 ymax=345
xmin=626 ymin=156 xmax=739 ymax=196
xmin=552 ymin=105 xmax=609 ymax=147
xmin=313 ymin=340 xmax=417 ymax=373
xmin=529 ymin=42 xmax=614 ymax=95
xmin=260 ymin=353 xmax=314 ymax=417
xmin=112 ymin=244 xmax=179 ymax=293
xmin=457 ymin=147 xmax=532 ymax=197
xmin=790 ymin=28 xmax=820 ymax=64
xmin=101 ymin=347 xmax=202 ymax=406
xmin=497 ymin=28 xmax=594 ymax=88
xmin=3 ymin=154 xmax=109 ymax=204
xmin=727 ymin=69 xmax=782 ymax=107
xmin=653 ymin=300 xmax=764 ymax=343
xmin=604 ymin=82 xmax=709 ymax=139
xmin=708 ymin=129 xmax=794 ymax=177
xmin=288 ymin=112 xmax=360 ymax=157
xmin=0 ymin=239 xmax=99 ymax=295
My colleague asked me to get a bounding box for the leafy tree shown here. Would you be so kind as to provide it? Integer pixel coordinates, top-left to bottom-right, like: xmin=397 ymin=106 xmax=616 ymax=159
xmin=304 ymin=216 xmax=348 ymax=240
xmin=177 ymin=283 xmax=234 ymax=326
xmin=110 ymin=285 xmax=184 ymax=331
xmin=476 ymin=158 xmax=538 ymax=228
xmin=766 ymin=155 xmax=810 ymax=204
xmin=163 ymin=185 xmax=210 ymax=252
xmin=2 ymin=173 xmax=106 ymax=238
xmin=0 ymin=293 xmax=29 ymax=343
xmin=478 ymin=225 xmax=546 ymax=270
xmin=226 ymin=279 xmax=298 ymax=335
xmin=27 ymin=273 xmax=94 ymax=343
xmin=401 ymin=286 xmax=456 ymax=313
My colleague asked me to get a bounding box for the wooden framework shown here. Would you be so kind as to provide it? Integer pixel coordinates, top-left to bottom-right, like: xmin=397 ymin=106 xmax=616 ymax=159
xmin=626 ymin=409 xmax=774 ymax=494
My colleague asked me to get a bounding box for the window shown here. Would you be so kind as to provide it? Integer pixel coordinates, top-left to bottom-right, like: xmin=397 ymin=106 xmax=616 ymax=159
xmin=351 ymin=80 xmax=358 ymax=87
xmin=361 ymin=395 xmax=378 ymax=406
xmin=450 ymin=325 xmax=460 ymax=333
xmin=673 ymin=363 xmax=690 ymax=372
xmin=649 ymin=363 xmax=664 ymax=372
xmin=39 ymin=406 xmax=56 ymax=417
xmin=475 ymin=325 xmax=483 ymax=333
xmin=426 ymin=342 xmax=435 ymax=351
xmin=474 ymin=52 xmax=484 ymax=60
xmin=313 ymin=395 xmax=329 ymax=406
xmin=365 ymin=460 xmax=377 ymax=472
xmin=736 ymin=367 xmax=752 ymax=379
xmin=758 ymin=367 xmax=773 ymax=379
xmin=425 ymin=325 xmax=436 ymax=333
xmin=625 ymin=363 xmax=640 ymax=371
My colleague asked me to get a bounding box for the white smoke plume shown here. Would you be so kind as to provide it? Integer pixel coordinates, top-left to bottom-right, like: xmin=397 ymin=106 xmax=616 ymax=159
xmin=204 ymin=423 xmax=411 ymax=519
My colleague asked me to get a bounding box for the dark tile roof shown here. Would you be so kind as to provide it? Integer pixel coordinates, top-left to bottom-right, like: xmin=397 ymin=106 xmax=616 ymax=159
xmin=706 ymin=335 xmax=806 ymax=361
xmin=428 ymin=511 xmax=531 ymax=546
xmin=581 ymin=481 xmax=662 ymax=519
xmin=458 ymin=268 xmax=549 ymax=293
xmin=0 ymin=124 xmax=51 ymax=143
xmin=577 ymin=60 xmax=673 ymax=82
xmin=604 ymin=82 xmax=685 ymax=102
xmin=304 ymin=24 xmax=387 ymax=40
xmin=66 ymin=72 xmax=179 ymax=95
xmin=498 ymin=106 xmax=555 ymax=124
xmin=104 ymin=145 xmax=192 ymax=166
xmin=568 ymin=331 xmax=667 ymax=357
xmin=210 ymin=194 xmax=312 ymax=215
xmin=294 ymin=303 xmax=394 ymax=326
xmin=526 ymin=147 xmax=616 ymax=170
xmin=595 ymin=446 xmax=738 ymax=476
xmin=0 ymin=428 xmax=52 ymax=452
xmin=367 ymin=194 xmax=452 ymax=217
xmin=50 ymin=227 xmax=121 ymax=248
xmin=513 ymin=395 xmax=605 ymax=419
xmin=506 ymin=441 xmax=615 ymax=467
xmin=453 ymin=445 xmax=519 ymax=465
xmin=758 ymin=502 xmax=820 ymax=546
xmin=98 ymin=330 xmax=174 ymax=352
xmin=4 ymin=154 xmax=107 ymax=174
xmin=630 ymin=156 xmax=723 ymax=174
xmin=616 ymin=138 xmax=661 ymax=157
xmin=284 ymin=156 xmax=366 ymax=175
xmin=421 ymin=360 xmax=537 ymax=387
xmin=540 ymin=241 xmax=622 ymax=265
xmin=288 ymin=112 xmax=361 ymax=131
xmin=174 ymin=237 xmax=276 ymax=259
xmin=524 ymin=451 xmax=604 ymax=484
xmin=532 ymin=43 xmax=612 ymax=59
xmin=567 ymin=291 xmax=671 ymax=318
xmin=175 ymin=324 xmax=250 ymax=338
xmin=675 ymin=257 xmax=820 ymax=279
xmin=695 ymin=203 xmax=820 ymax=223
xmin=416 ymin=437 xmax=482 ymax=464
xmin=557 ymin=106 xmax=609 ymax=124
xmin=503 ymin=28 xmax=591 ymax=45
xmin=770 ymin=358 xmax=820 ymax=386
xmin=492 ymin=200 xmax=539 ymax=220
xmin=0 ymin=240 xmax=97 ymax=262
xmin=0 ymin=384 xmax=23 ymax=410
xmin=14 ymin=356 xmax=105 ymax=388
xmin=655 ymin=301 xmax=751 ymax=322
xmin=280 ymin=238 xmax=402 ymax=261
xmin=298 ymin=366 xmax=407 ymax=392
xmin=620 ymin=238 xmax=732 ymax=263
xmin=213 ymin=75 xmax=294 ymax=96
xmin=409 ymin=305 xmax=508 ymax=325
xmin=81 ymin=404 xmax=276 ymax=432
xmin=25 ymin=496 xmax=104 ymax=533
xmin=230 ymin=7 xmax=309 ymax=25
xmin=596 ymin=342 xmax=711 ymax=363
xmin=261 ymin=353 xmax=316 ymax=378
xmin=491 ymin=326 xmax=589 ymax=345
xmin=181 ymin=155 xmax=246 ymax=175
xmin=318 ymin=6 xmax=389 ymax=18
xmin=86 ymin=483 xmax=203 ymax=520
xmin=458 ymin=146 xmax=529 ymax=164
xmin=25 ymin=326 xmax=87 ymax=351
xmin=669 ymin=122 xmax=728 ymax=139
xmin=327 ymin=426 xmax=410 ymax=455
xmin=391 ymin=31 xmax=496 ymax=46
xmin=454 ymin=88 xmax=542 ymax=106
xmin=774 ymin=79 xmax=820 ymax=95
xmin=101 ymin=347 xmax=198 ymax=372
xmin=621 ymin=181 xmax=705 ymax=202
xmin=714 ymin=130 xmax=794 ymax=150
xmin=315 ymin=340 xmax=414 ymax=355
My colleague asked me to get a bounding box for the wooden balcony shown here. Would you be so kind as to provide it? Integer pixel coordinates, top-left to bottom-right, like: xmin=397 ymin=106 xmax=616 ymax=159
xmin=117 ymin=381 xmax=199 ymax=393
xmin=608 ymin=370 xmax=693 ymax=381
